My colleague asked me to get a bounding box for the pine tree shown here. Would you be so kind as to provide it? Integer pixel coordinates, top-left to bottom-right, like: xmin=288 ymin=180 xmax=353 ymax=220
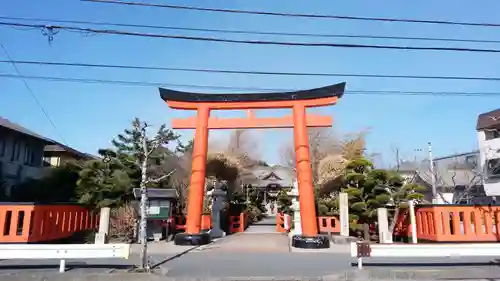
xmin=342 ymin=158 xmax=426 ymax=230
xmin=111 ymin=118 xmax=179 ymax=188
xmin=175 ymin=139 xmax=194 ymax=154
xmin=277 ymin=189 xmax=293 ymax=215
xmin=76 ymin=154 xmax=133 ymax=208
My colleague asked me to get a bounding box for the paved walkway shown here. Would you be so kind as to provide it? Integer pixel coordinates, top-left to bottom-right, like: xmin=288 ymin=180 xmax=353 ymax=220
xmin=194 ymin=233 xmax=290 ymax=253
xmin=244 ymin=215 xmax=277 ymax=233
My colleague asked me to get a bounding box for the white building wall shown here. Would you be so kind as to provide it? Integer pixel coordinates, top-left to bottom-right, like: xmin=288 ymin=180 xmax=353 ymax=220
xmin=477 ymin=130 xmax=500 ymax=195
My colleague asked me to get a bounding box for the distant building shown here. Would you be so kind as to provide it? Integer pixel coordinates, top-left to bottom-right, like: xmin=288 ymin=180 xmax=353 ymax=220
xmin=477 ymin=108 xmax=500 ymax=196
xmin=395 ymin=151 xmax=491 ymax=204
xmin=43 ymin=144 xmax=94 ymax=167
xmin=434 ymin=151 xmax=479 ymax=172
xmin=240 ymin=165 xmax=295 ymax=202
xmin=0 ymin=117 xmax=89 ymax=198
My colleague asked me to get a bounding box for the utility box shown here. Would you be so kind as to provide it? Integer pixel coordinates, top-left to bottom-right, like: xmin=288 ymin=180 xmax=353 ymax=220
xmin=133 ymin=188 xmax=178 ymax=241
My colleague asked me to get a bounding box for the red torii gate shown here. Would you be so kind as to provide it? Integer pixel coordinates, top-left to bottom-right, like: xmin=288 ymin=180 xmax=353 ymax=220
xmin=159 ymin=82 xmax=346 ymax=249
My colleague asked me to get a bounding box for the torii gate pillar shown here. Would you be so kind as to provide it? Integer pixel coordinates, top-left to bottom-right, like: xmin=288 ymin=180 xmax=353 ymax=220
xmin=160 ymin=83 xmax=346 ymax=249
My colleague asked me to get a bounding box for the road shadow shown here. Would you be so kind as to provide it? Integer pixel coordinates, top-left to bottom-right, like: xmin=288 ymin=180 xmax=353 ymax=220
xmin=150 ymin=244 xmax=205 ymax=270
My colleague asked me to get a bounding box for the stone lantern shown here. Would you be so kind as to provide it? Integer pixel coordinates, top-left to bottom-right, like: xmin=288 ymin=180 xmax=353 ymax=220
xmin=207 ymin=182 xmax=227 ymax=238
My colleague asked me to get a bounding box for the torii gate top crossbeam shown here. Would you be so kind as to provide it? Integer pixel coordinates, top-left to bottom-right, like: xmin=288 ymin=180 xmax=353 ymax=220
xmin=159 ymin=83 xmax=346 ymax=110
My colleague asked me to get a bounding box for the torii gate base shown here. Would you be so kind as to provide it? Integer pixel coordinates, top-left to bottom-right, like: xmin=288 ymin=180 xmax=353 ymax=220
xmin=160 ymin=83 xmax=346 ymax=249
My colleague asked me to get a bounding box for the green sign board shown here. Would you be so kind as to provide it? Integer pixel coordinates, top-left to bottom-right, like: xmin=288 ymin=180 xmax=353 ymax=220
xmin=147 ymin=199 xmax=171 ymax=219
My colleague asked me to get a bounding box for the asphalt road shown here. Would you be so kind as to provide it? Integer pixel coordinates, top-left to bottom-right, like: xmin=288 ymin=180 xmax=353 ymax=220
xmin=0 ymin=252 xmax=500 ymax=280
xmin=1 ymin=235 xmax=500 ymax=281
xmin=159 ymin=251 xmax=500 ymax=279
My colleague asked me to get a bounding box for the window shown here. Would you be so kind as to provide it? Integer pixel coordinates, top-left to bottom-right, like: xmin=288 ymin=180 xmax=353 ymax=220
xmin=485 ymin=129 xmax=500 ymax=140
xmin=0 ymin=137 xmax=5 ymax=157
xmin=24 ymin=145 xmax=35 ymax=166
xmin=486 ymin=158 xmax=500 ymax=178
xmin=10 ymin=140 xmax=20 ymax=161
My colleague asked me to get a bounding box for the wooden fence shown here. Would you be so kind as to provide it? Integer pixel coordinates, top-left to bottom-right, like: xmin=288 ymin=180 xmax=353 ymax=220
xmin=277 ymin=204 xmax=500 ymax=243
xmin=394 ymin=204 xmax=500 ymax=243
xmin=0 ymin=203 xmax=98 ymax=243
xmin=276 ymin=213 xmax=341 ymax=233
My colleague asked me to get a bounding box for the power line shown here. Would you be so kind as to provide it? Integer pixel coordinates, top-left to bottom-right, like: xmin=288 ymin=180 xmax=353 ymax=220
xmin=83 ymin=0 xmax=500 ymax=29
xmin=0 ymin=72 xmax=498 ymax=97
xmin=3 ymin=59 xmax=500 ymax=82
xmin=0 ymin=44 xmax=68 ymax=145
xmin=3 ymin=21 xmax=500 ymax=54
xmin=2 ymin=15 xmax=500 ymax=44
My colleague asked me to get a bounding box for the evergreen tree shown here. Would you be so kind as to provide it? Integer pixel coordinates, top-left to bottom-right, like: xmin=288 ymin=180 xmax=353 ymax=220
xmin=175 ymin=139 xmax=194 ymax=154
xmin=277 ymin=189 xmax=293 ymax=215
xmin=12 ymin=161 xmax=81 ymax=203
xmin=245 ymin=187 xmax=266 ymax=221
xmin=76 ymin=155 xmax=133 ymax=208
xmin=341 ymin=158 xmax=426 ymax=229
xmin=111 ymin=118 xmax=179 ymax=188
xmin=75 ymin=118 xmax=179 ymax=209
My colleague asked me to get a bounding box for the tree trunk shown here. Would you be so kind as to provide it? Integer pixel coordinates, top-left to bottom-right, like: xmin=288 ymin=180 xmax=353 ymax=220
xmin=388 ymin=207 xmax=400 ymax=234
xmin=363 ymin=223 xmax=370 ymax=241
xmin=139 ymin=157 xmax=149 ymax=270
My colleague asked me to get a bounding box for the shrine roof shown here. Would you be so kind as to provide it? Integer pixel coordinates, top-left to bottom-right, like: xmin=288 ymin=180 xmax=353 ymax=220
xmin=241 ymin=166 xmax=295 ymax=187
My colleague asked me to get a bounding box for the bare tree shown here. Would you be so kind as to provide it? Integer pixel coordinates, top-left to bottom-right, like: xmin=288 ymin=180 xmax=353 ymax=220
xmin=442 ymin=149 xmax=500 ymax=204
xmin=390 ymin=145 xmax=401 ymax=171
xmin=227 ymin=130 xmax=259 ymax=158
xmin=279 ymin=128 xmax=370 ymax=195
xmin=167 ymin=148 xmax=192 ymax=215
xmin=279 ymin=142 xmax=296 ymax=170
xmin=133 ymin=120 xmax=176 ymax=271
xmin=413 ymin=151 xmax=493 ymax=205
xmin=205 ymin=130 xmax=263 ymax=199
xmin=280 ymin=128 xmax=339 ymax=174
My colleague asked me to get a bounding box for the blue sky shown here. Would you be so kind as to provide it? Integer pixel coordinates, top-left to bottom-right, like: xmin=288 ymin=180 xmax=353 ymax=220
xmin=1 ymin=0 xmax=500 ymax=166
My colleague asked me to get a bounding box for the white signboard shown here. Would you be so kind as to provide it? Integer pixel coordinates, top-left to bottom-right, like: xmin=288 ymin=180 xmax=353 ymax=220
xmin=147 ymin=206 xmax=160 ymax=215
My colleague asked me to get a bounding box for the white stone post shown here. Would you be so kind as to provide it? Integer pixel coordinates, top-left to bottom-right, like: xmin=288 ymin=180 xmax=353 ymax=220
xmin=377 ymin=207 xmax=392 ymax=243
xmin=94 ymin=207 xmax=110 ymax=244
xmin=284 ymin=213 xmax=290 ymax=231
xmin=408 ymin=200 xmax=418 ymax=244
xmin=339 ymin=193 xmax=349 ymax=237
xmin=288 ymin=180 xmax=302 ymax=237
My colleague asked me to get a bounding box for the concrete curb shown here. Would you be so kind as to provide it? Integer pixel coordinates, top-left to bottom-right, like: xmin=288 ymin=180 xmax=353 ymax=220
xmin=0 ymin=269 xmax=496 ymax=281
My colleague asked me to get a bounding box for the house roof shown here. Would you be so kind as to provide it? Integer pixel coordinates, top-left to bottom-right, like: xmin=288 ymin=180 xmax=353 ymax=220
xmin=1 ymin=116 xmax=93 ymax=159
xmin=394 ymin=161 xmax=419 ymax=172
xmin=0 ymin=117 xmax=54 ymax=144
xmin=433 ymin=151 xmax=479 ymax=161
xmin=477 ymin=108 xmax=500 ymax=130
xmin=44 ymin=144 xmax=95 ymax=160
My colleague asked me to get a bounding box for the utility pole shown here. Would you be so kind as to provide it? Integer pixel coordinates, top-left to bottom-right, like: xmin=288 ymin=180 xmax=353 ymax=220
xmin=414 ymin=148 xmax=423 ymax=163
xmin=395 ymin=148 xmax=400 ymax=171
xmin=428 ymin=142 xmax=439 ymax=203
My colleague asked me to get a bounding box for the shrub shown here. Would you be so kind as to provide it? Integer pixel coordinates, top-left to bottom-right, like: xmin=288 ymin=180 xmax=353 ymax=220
xmin=109 ymin=204 xmax=137 ymax=242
